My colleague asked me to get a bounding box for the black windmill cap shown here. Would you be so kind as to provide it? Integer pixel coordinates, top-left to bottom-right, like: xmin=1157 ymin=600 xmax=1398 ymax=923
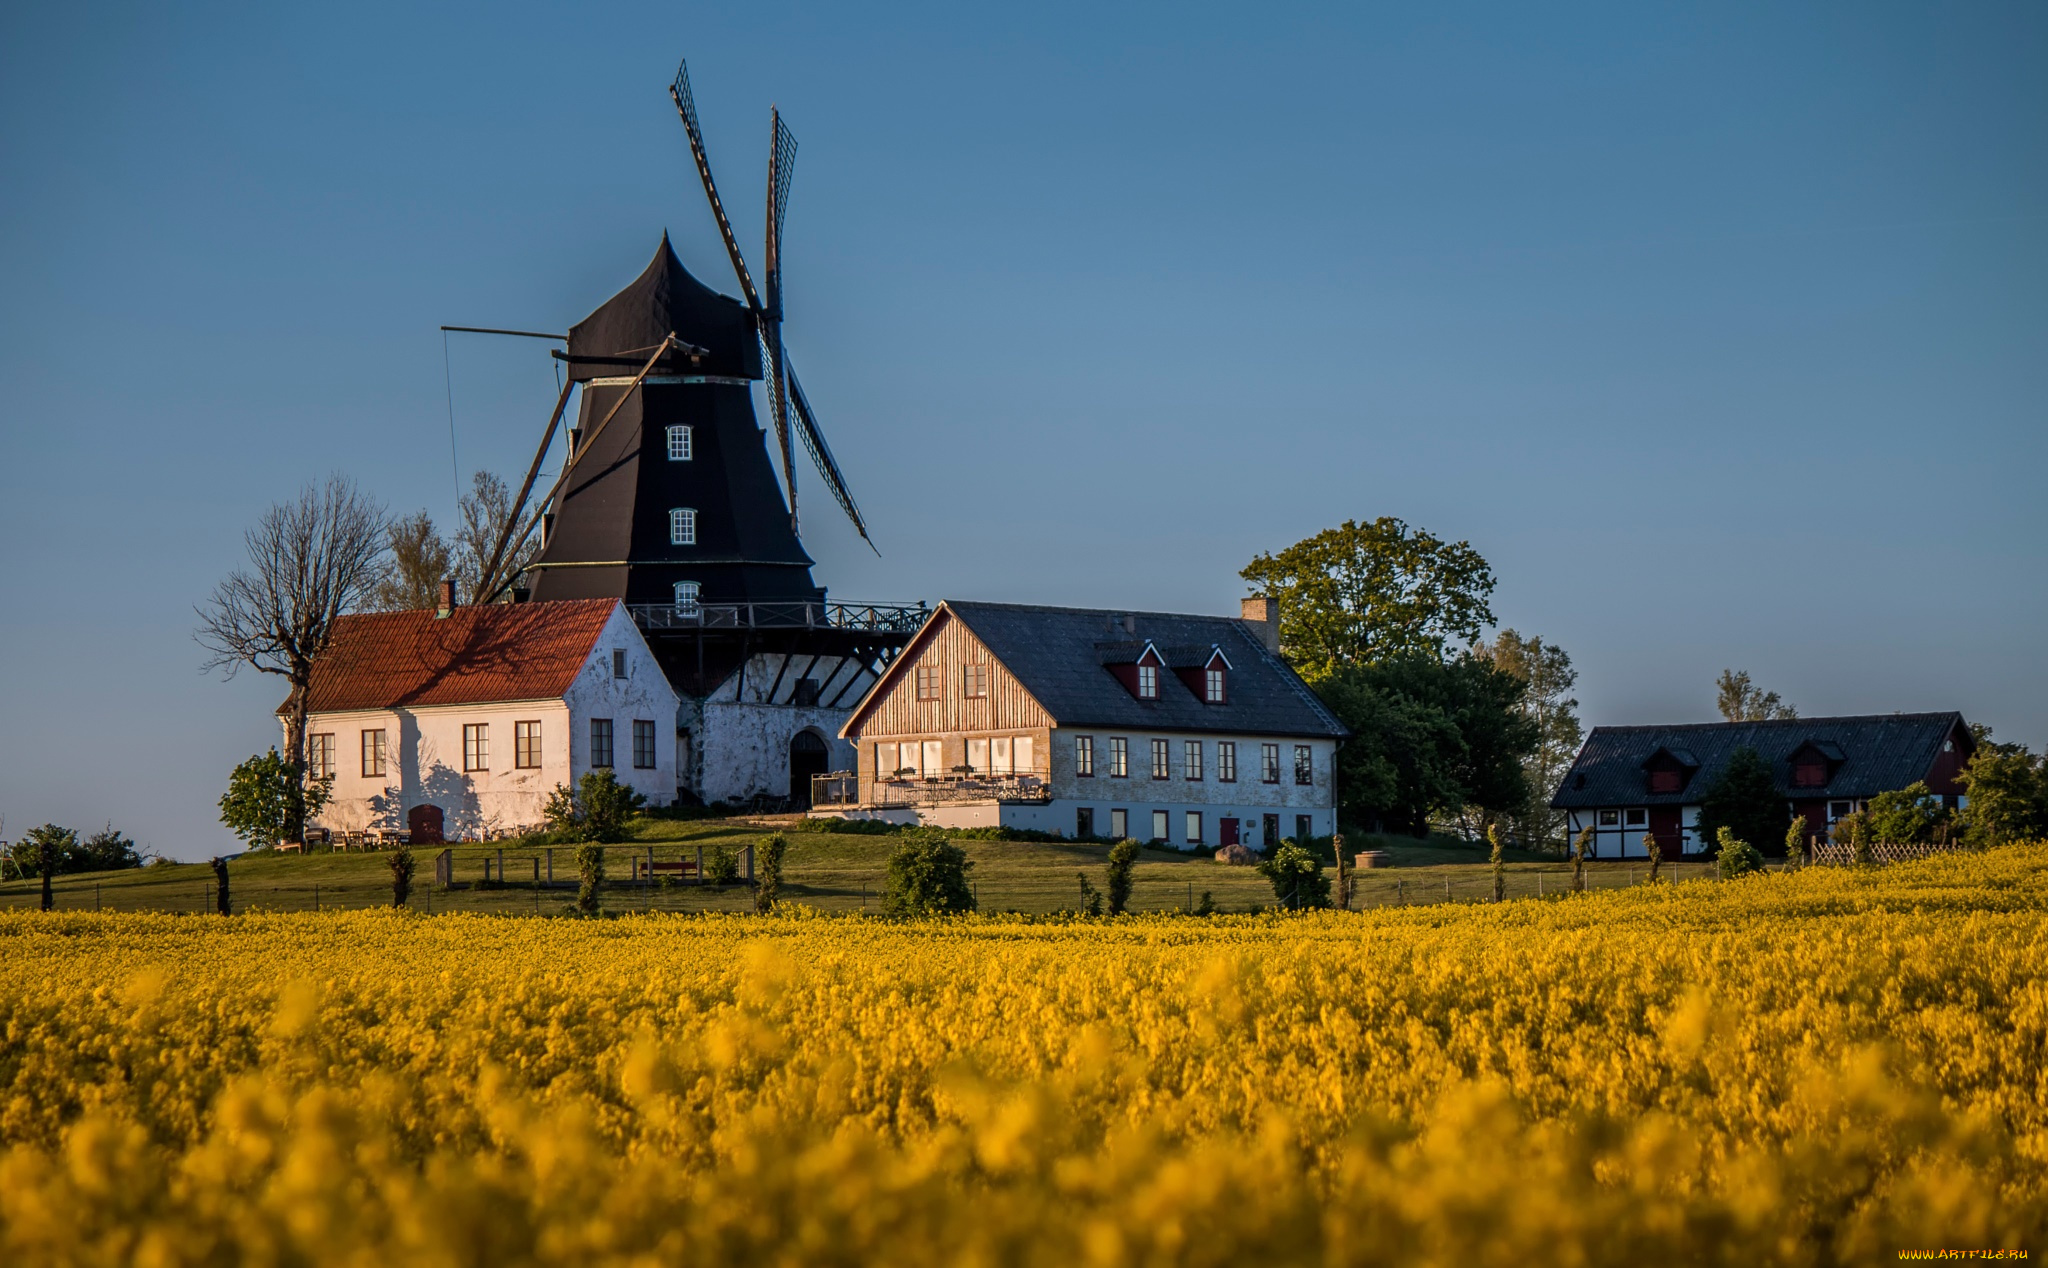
xmin=563 ymin=233 xmax=762 ymax=383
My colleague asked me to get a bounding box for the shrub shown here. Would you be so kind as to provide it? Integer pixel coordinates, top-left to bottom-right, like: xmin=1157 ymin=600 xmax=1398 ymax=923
xmin=574 ymin=842 xmax=605 ymax=916
xmin=542 ymin=783 xmax=583 ymax=839
xmin=389 ymin=846 xmax=415 ymax=909
xmin=1716 ymin=827 xmax=1763 ymax=879
xmin=1256 ymin=843 xmax=1331 ymax=909
xmin=1864 ymin=781 xmax=1946 ymax=845
xmin=1698 ymin=747 xmax=1785 ymax=860
xmin=1076 ymin=873 xmax=1103 ymax=917
xmin=754 ymin=835 xmax=787 ymax=914
xmin=705 ymin=844 xmax=741 ymax=886
xmin=579 ymin=770 xmax=646 ymax=844
xmin=1784 ymin=816 xmax=1808 ymax=868
xmin=1193 ymin=889 xmax=1216 ymax=916
xmin=77 ymin=825 xmax=142 ymax=873
xmin=883 ymin=837 xmax=976 ymax=916
xmin=1105 ymin=839 xmax=1139 ymax=916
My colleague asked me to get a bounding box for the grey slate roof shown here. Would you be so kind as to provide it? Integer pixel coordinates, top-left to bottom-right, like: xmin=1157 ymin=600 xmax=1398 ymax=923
xmin=1551 ymin=712 xmax=1970 ymax=809
xmin=938 ymin=602 xmax=1348 ymax=739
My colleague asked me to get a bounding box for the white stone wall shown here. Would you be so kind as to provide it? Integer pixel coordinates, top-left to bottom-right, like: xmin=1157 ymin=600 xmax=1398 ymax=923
xmin=304 ymin=604 xmax=679 ymax=840
xmin=683 ymin=651 xmax=872 ymax=805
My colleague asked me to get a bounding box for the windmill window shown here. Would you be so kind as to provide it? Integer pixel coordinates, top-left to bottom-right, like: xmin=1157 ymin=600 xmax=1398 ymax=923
xmin=666 ymin=425 xmax=693 ymax=461
xmin=673 ymin=581 xmax=700 ymax=613
xmin=792 ymin=678 xmax=821 ymax=707
xmin=669 ymin=507 xmax=697 ymax=546
xmin=1137 ymin=664 xmax=1159 ymax=698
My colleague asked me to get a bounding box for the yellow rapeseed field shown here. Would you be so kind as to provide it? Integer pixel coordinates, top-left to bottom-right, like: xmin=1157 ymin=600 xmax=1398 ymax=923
xmin=3 ymin=847 xmax=2046 ymax=1266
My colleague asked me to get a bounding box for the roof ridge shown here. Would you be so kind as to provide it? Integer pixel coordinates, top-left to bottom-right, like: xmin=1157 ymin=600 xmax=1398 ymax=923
xmin=1587 ymin=711 xmax=1960 ymax=732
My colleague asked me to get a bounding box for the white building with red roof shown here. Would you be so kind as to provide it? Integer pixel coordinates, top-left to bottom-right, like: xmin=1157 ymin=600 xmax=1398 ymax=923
xmin=286 ymin=596 xmax=679 ymax=842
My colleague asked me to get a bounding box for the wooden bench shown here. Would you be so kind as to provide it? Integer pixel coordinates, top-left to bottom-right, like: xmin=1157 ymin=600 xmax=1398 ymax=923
xmin=633 ymin=858 xmax=698 ymax=883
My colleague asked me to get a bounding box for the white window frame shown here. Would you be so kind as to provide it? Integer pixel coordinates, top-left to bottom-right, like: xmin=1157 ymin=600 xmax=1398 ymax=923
xmin=462 ymin=724 xmax=488 ymax=772
xmin=1185 ymin=810 xmax=1203 ymax=845
xmin=308 ymin=733 xmax=335 ymax=780
xmin=514 ymin=720 xmax=542 ymax=770
xmin=1217 ymin=741 xmax=1237 ymax=783
xmin=669 ymin=507 xmax=697 ymax=545
xmin=673 ymin=581 xmax=700 ymax=613
xmin=1261 ymin=742 xmax=1281 ymax=784
xmin=666 ymin=424 xmax=693 ymax=461
xmin=1183 ymin=740 xmax=1203 ymax=781
xmin=1075 ymin=734 xmax=1095 ymax=778
xmin=1151 ymin=809 xmax=1169 ymax=842
xmin=1137 ymin=664 xmax=1158 ymax=698
xmin=1108 ymin=737 xmax=1130 ymax=779
xmin=1205 ymin=667 xmax=1225 ymax=703
xmin=361 ymin=728 xmax=387 ymax=778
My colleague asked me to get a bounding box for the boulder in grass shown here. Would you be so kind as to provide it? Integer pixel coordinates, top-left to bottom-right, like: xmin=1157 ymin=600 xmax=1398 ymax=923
xmin=1214 ymin=844 xmax=1258 ymax=866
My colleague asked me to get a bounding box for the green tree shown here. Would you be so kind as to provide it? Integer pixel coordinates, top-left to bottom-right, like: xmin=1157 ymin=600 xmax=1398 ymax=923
xmin=574 ymin=841 xmax=606 ymax=915
xmin=1241 ymin=517 xmax=1496 ymax=682
xmin=1317 ymin=655 xmax=1535 ymax=837
xmin=754 ymin=835 xmax=788 ymax=914
xmin=883 ymin=836 xmax=977 ymax=916
xmin=1716 ymin=826 xmax=1764 ymax=879
xmin=1697 ymin=748 xmax=1785 ymax=859
xmin=369 ymin=510 xmax=452 ymax=611
xmin=1955 ymin=744 xmax=2047 ymax=847
xmin=577 ymin=770 xmax=646 ymax=844
xmin=1864 ymin=782 xmax=1945 ymax=845
xmin=705 ymin=844 xmax=741 ymax=885
xmin=1784 ymin=817 xmax=1808 ymax=868
xmin=1257 ymin=843 xmax=1331 ymax=909
xmin=1104 ymin=839 xmax=1140 ymax=916
xmin=1475 ymin=630 xmax=1582 ymax=852
xmin=1716 ymin=670 xmax=1797 ymax=722
xmin=76 ymin=824 xmax=142 ymax=872
xmin=219 ymin=750 xmax=333 ymax=851
xmin=8 ymin=825 xmax=78 ymax=883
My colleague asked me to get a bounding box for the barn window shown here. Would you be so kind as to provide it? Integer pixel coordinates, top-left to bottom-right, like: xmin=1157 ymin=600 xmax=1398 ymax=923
xmin=1075 ymin=735 xmax=1095 ymax=778
xmin=666 ymin=425 xmax=693 ymax=461
xmin=673 ymin=581 xmax=700 ymax=613
xmin=962 ymin=664 xmax=988 ymax=698
xmin=1137 ymin=664 xmax=1158 ymax=698
xmin=515 ymin=721 xmax=542 ymax=769
xmin=915 ymin=665 xmax=941 ymax=701
xmin=669 ymin=507 xmax=697 ymax=545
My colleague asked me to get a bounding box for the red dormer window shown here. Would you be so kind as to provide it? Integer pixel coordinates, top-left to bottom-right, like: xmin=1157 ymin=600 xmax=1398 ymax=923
xmin=1649 ymin=769 xmax=1681 ymax=793
xmin=1137 ymin=664 xmax=1158 ymax=699
xmin=1792 ymin=762 xmax=1826 ymax=788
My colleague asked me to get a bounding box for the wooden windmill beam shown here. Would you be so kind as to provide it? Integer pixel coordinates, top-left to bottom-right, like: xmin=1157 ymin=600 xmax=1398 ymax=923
xmin=475 ymin=376 xmax=575 ymax=602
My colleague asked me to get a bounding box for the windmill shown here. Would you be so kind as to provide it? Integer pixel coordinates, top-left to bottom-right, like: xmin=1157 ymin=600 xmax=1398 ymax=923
xmin=475 ymin=59 xmax=874 ymax=611
xmin=670 ymin=59 xmax=870 ymax=546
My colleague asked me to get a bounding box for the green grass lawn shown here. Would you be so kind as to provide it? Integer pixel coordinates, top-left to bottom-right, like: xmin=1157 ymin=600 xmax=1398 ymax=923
xmin=0 ymin=817 xmax=1729 ymax=917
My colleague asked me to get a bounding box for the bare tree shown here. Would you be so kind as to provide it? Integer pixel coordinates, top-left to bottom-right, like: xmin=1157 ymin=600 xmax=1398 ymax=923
xmin=369 ymin=510 xmax=453 ymax=611
xmin=453 ymin=470 xmax=538 ymax=604
xmin=1716 ymin=669 xmax=1797 ymax=722
xmin=197 ymin=477 xmax=387 ymax=839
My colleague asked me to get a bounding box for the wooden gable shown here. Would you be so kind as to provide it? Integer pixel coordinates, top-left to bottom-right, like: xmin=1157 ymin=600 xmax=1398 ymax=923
xmin=844 ymin=607 xmax=1052 ymax=738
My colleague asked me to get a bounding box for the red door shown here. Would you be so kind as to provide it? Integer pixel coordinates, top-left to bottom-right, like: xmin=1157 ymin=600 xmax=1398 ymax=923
xmin=1220 ymin=817 xmax=1240 ymax=846
xmin=408 ymin=804 xmax=445 ymax=844
xmin=1648 ymin=806 xmax=1682 ymax=860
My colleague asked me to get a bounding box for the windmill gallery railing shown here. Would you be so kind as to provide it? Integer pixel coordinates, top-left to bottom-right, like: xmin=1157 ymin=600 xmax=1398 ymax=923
xmin=812 ymin=768 xmax=1054 ymax=810
xmin=628 ymin=600 xmax=927 ymax=635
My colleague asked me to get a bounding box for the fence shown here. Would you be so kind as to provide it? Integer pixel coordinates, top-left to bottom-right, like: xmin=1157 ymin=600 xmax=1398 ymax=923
xmin=1807 ymin=840 xmax=1977 ymax=867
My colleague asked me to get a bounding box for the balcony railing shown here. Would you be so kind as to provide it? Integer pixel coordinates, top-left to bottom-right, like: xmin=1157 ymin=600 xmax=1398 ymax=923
xmin=628 ymin=600 xmax=927 ymax=634
xmin=812 ymin=768 xmax=1054 ymax=809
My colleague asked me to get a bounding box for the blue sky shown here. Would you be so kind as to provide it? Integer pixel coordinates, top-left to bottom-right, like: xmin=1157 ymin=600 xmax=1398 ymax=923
xmin=2 ymin=2 xmax=2042 ymax=858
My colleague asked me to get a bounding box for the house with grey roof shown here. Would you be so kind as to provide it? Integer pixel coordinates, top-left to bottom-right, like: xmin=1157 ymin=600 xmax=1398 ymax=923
xmin=1550 ymin=712 xmax=1973 ymax=860
xmin=831 ymin=598 xmax=1348 ymax=847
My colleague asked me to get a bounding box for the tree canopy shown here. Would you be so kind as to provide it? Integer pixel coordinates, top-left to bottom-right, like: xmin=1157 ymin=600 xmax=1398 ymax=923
xmin=1240 ymin=517 xmax=1495 ymax=682
xmin=1716 ymin=670 xmax=1797 ymax=722
xmin=1697 ymin=747 xmax=1787 ymax=857
xmin=1475 ymin=630 xmax=1582 ymax=849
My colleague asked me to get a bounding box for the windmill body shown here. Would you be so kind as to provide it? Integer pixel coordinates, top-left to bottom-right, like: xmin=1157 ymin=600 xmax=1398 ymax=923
xmin=528 ymin=234 xmax=824 ymax=610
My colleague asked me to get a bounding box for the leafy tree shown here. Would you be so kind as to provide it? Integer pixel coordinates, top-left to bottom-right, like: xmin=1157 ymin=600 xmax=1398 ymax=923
xmin=705 ymin=844 xmax=742 ymax=885
xmin=1697 ymin=748 xmax=1785 ymax=858
xmin=754 ymin=835 xmax=788 ymax=914
xmin=76 ymin=824 xmax=142 ymax=872
xmin=196 ymin=476 xmax=387 ymax=845
xmin=7 ymin=825 xmax=78 ymax=883
xmin=1955 ymin=743 xmax=2047 ymax=847
xmin=1241 ymin=517 xmax=1496 ymax=682
xmin=566 ymin=770 xmax=646 ymax=844
xmin=219 ymin=750 xmax=332 ymax=850
xmin=1256 ymin=843 xmax=1331 ymax=909
xmin=1475 ymin=630 xmax=1582 ymax=851
xmin=1715 ymin=827 xmax=1764 ymax=879
xmin=1105 ymin=839 xmax=1140 ymax=916
xmin=884 ymin=836 xmax=976 ymax=915
xmin=1716 ymin=670 xmax=1797 ymax=722
xmin=1864 ymin=782 xmax=1945 ymax=845
xmin=1317 ymin=655 xmax=1535 ymax=837
xmin=369 ymin=510 xmax=452 ymax=611
xmin=453 ymin=471 xmax=541 ymax=604
xmin=542 ymin=783 xmax=583 ymax=839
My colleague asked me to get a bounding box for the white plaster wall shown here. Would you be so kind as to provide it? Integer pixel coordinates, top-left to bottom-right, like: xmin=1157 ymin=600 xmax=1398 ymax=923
xmin=563 ymin=604 xmax=682 ymax=805
xmin=1564 ymin=805 xmax=1704 ymax=859
xmin=688 ymin=651 xmax=872 ymax=805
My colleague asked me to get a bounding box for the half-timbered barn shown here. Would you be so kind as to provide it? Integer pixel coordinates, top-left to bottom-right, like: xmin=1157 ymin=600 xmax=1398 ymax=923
xmin=831 ymin=599 xmax=1348 ymax=847
xmin=1550 ymin=712 xmax=1974 ymax=859
xmin=288 ymin=594 xmax=680 ymax=843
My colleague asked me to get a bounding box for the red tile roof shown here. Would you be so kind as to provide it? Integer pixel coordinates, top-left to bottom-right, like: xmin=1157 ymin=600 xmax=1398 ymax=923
xmin=287 ymin=599 xmax=621 ymax=714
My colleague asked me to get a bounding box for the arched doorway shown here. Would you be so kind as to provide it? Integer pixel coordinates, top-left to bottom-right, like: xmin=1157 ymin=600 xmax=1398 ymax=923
xmin=789 ymin=730 xmax=830 ymax=808
xmin=408 ymin=804 xmax=445 ymax=844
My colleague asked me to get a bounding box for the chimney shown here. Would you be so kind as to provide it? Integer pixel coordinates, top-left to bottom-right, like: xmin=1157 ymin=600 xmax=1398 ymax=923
xmin=1122 ymin=613 xmax=1137 ymax=636
xmin=436 ymin=578 xmax=457 ymax=619
xmin=1240 ymin=595 xmax=1279 ymax=653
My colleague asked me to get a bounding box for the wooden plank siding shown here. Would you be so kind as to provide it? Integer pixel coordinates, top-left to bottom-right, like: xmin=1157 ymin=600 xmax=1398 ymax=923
xmin=845 ymin=611 xmax=1055 ymax=803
